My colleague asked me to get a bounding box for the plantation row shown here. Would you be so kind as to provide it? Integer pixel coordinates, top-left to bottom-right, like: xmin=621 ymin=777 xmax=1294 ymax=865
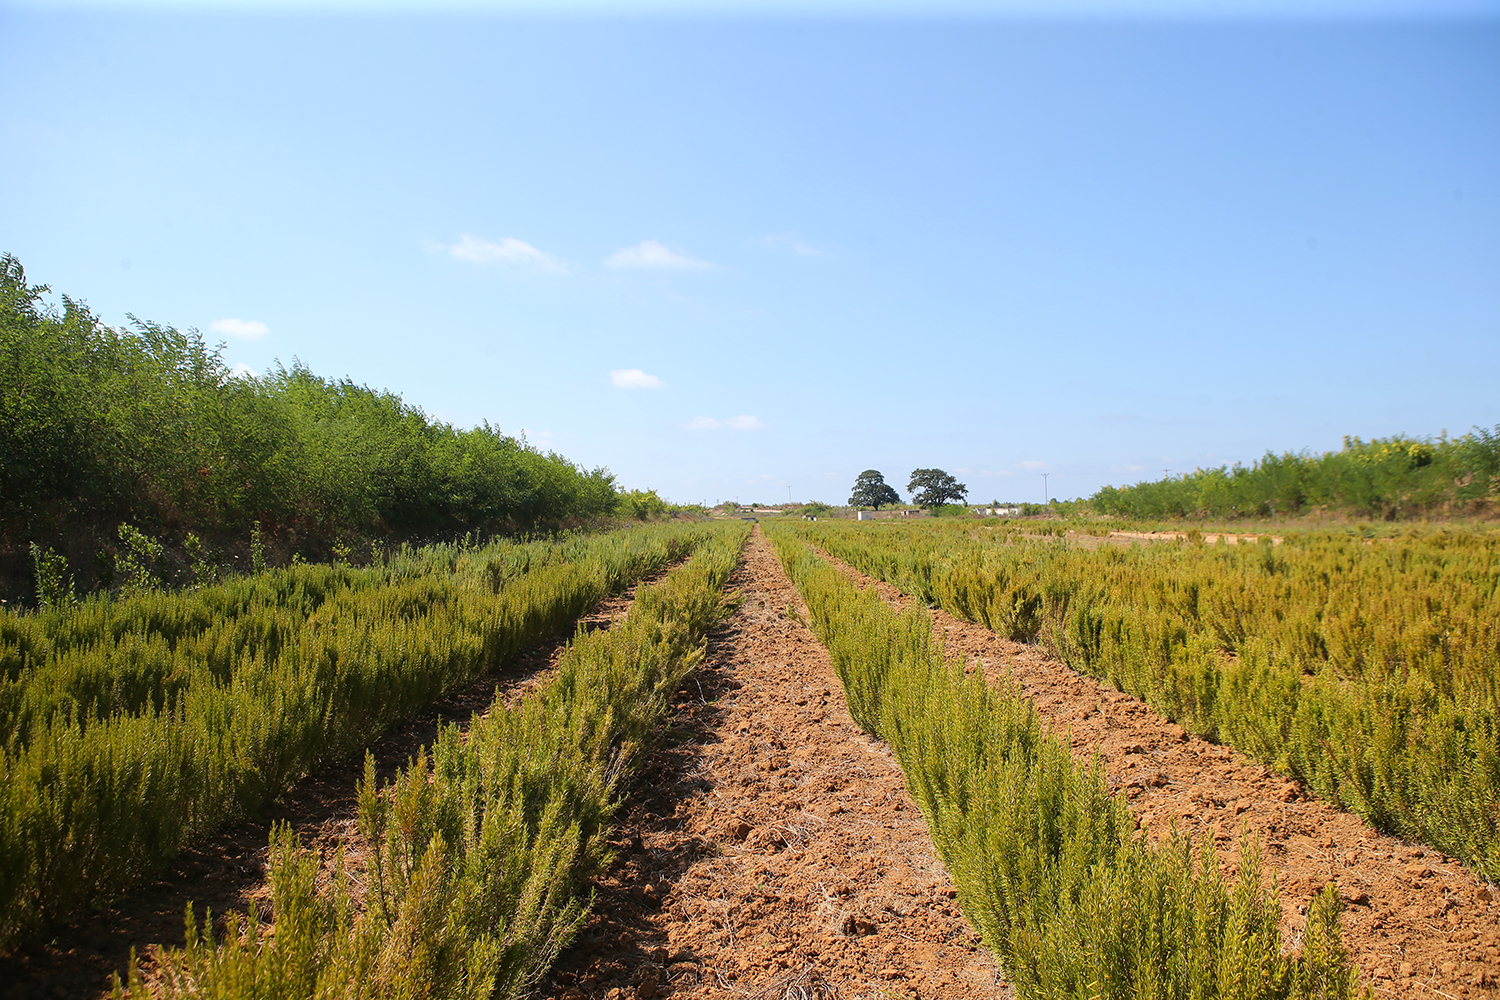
xmin=0 ymin=521 xmax=723 ymax=951
xmin=111 ymin=521 xmax=749 ymax=999
xmin=763 ymin=522 xmax=1362 ymax=1000
xmin=775 ymin=518 xmax=1500 ymax=882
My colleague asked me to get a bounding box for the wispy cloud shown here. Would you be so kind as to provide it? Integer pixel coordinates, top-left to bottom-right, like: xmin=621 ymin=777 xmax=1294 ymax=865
xmin=440 ymin=234 xmax=568 ymax=274
xmin=209 ymin=318 xmax=269 ymax=340
xmin=1020 ymin=460 xmax=1049 ymax=471
xmin=610 ymin=368 xmax=666 ymax=390
xmin=760 ymin=231 xmax=819 ymax=256
xmin=683 ymin=414 xmax=766 ymax=431
xmin=606 ymin=240 xmax=713 ymax=270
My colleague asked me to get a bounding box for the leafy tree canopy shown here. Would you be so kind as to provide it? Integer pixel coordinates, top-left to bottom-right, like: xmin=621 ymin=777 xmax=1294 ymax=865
xmin=0 ymin=253 xmax=622 ymax=559
xmin=908 ymin=468 xmax=968 ymax=509
xmin=849 ymin=470 xmax=900 ymax=509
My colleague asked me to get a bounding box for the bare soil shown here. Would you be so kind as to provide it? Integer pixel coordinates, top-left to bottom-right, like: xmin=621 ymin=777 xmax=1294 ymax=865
xmin=545 ymin=530 xmax=1003 ymax=1000
xmin=1096 ymin=530 xmax=1283 ymax=545
xmin=0 ymin=573 xmax=657 ymax=1000
xmin=816 ymin=548 xmax=1499 ymax=1000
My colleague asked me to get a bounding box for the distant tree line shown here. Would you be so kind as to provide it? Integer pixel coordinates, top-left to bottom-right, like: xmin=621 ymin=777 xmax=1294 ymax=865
xmin=1090 ymin=431 xmax=1500 ymax=521
xmin=1 ymin=255 xmax=625 ymax=599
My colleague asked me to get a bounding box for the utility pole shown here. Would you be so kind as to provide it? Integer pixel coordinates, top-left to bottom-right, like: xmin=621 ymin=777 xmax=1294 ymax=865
xmin=787 ymin=485 xmax=792 ymax=504
xmin=1041 ymin=473 xmax=1050 ymax=504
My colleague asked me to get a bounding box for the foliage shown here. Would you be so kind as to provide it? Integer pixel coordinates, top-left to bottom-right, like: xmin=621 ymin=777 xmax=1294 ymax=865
xmin=1090 ymin=428 xmax=1500 ymax=520
xmin=778 ymin=517 xmax=1500 ymax=882
xmin=765 ymin=523 xmax=1363 ymax=1000
xmin=848 ymin=470 xmax=900 ymax=509
xmin=0 ymin=522 xmax=719 ymax=950
xmin=114 ymin=523 xmax=166 ymax=593
xmin=799 ymin=502 xmax=834 ymax=518
xmin=27 ymin=544 xmax=72 ymax=609
xmin=927 ymin=503 xmax=971 ymax=518
xmin=0 ymin=254 xmax=622 ymax=598
xmin=615 ymin=489 xmax=704 ymax=521
xmin=907 ymin=468 xmax=967 ymax=509
xmin=616 ymin=489 xmax=670 ymax=520
xmin=111 ymin=523 xmax=749 ymax=1000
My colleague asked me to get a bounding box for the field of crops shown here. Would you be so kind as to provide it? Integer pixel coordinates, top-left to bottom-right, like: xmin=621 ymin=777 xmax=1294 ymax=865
xmin=12 ymin=511 xmax=1496 ymax=999
xmin=108 ymin=521 xmax=750 ymax=999
xmin=770 ymin=517 xmax=1500 ymax=883
xmin=763 ymin=522 xmax=1363 ymax=1000
xmin=0 ymin=521 xmax=731 ymax=951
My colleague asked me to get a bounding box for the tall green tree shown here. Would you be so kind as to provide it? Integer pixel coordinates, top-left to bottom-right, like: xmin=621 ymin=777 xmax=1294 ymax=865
xmin=849 ymin=470 xmax=900 ymax=509
xmin=908 ymin=468 xmax=967 ymax=509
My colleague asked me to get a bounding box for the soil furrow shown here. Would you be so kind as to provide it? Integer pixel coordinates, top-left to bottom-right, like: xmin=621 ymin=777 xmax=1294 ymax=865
xmin=0 ymin=565 xmax=673 ymax=1000
xmin=813 ymin=545 xmax=1500 ymax=1000
xmin=546 ymin=530 xmax=1003 ymax=1000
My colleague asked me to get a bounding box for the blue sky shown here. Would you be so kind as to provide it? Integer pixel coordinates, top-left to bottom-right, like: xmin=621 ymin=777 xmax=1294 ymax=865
xmin=3 ymin=1 xmax=1497 ymax=506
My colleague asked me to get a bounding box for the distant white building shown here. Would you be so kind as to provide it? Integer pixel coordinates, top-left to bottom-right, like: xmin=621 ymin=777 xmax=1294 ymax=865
xmin=856 ymin=511 xmax=876 ymax=521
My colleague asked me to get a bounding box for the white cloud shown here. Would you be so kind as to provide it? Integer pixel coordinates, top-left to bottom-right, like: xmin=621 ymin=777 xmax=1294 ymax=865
xmin=610 ymin=368 xmax=666 ymax=390
xmin=760 ymin=231 xmax=819 ymax=256
xmin=443 ymin=234 xmax=568 ymax=274
xmin=209 ymin=318 xmax=269 ymax=340
xmin=1020 ymin=460 xmax=1049 ymax=470
xmin=684 ymin=414 xmax=765 ymax=431
xmin=229 ymin=362 xmax=258 ymax=379
xmin=606 ymin=239 xmax=713 ymax=270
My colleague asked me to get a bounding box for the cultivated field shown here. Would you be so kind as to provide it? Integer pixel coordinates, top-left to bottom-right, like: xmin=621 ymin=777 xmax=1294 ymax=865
xmin=3 ymin=518 xmax=1496 ymax=1000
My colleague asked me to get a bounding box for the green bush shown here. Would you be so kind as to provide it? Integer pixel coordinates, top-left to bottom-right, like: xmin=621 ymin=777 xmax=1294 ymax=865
xmin=1090 ymin=429 xmax=1500 ymax=520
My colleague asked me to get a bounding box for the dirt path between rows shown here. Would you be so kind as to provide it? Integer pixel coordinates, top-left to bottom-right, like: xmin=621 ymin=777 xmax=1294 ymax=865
xmin=545 ymin=530 xmax=1003 ymax=1000
xmin=814 ymin=548 xmax=1499 ymax=1000
xmin=0 ymin=567 xmax=673 ymax=1000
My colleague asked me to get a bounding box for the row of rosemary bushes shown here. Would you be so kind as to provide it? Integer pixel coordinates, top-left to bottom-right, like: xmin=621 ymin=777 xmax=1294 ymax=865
xmin=778 ymin=517 xmax=1500 ymax=882
xmin=112 ymin=521 xmax=749 ymax=1000
xmin=764 ymin=524 xmax=1361 ymax=1000
xmin=0 ymin=521 xmax=720 ymax=952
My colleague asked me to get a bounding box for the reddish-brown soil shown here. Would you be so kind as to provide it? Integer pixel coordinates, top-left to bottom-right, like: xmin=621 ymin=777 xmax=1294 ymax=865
xmin=815 ymin=547 xmax=1499 ymax=1000
xmin=545 ymin=530 xmax=1002 ymax=999
xmin=0 ymin=576 xmax=655 ymax=1000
